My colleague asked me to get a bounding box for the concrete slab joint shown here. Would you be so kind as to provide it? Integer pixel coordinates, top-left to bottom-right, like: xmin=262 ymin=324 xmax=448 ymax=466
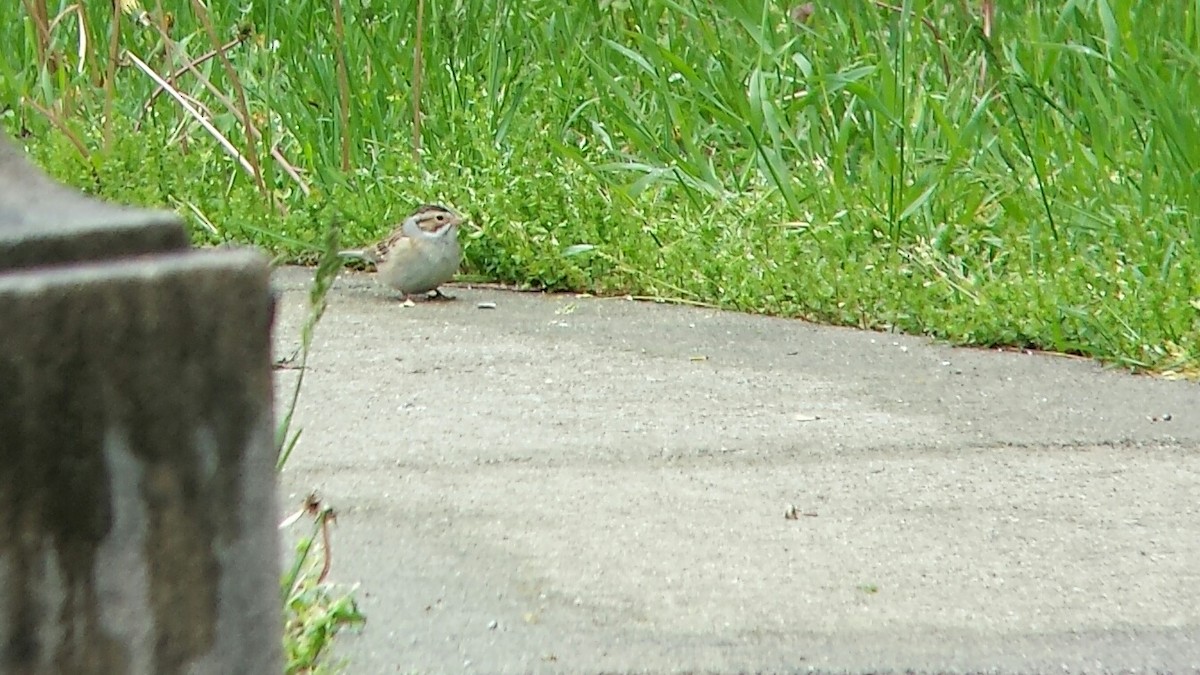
xmin=0 ymin=132 xmax=281 ymax=674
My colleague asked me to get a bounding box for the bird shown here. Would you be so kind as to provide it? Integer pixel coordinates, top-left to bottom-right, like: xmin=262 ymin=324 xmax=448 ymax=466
xmin=340 ymin=204 xmax=464 ymax=301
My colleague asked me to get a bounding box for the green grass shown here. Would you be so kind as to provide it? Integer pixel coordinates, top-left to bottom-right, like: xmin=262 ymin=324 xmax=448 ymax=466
xmin=271 ymin=199 xmax=360 ymax=673
xmin=280 ymin=493 xmax=365 ymax=674
xmin=4 ymin=1 xmax=1199 ymax=374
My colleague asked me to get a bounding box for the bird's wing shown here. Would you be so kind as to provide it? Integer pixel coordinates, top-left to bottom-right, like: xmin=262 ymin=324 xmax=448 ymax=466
xmin=374 ymin=227 xmax=418 ymax=265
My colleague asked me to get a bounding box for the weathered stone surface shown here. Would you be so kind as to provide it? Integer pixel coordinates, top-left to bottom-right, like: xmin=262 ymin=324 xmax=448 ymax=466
xmin=0 ymin=136 xmax=187 ymax=272
xmin=0 ymin=250 xmax=280 ymax=675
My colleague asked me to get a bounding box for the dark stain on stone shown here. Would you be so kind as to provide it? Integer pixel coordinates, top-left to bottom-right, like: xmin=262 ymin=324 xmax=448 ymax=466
xmin=0 ymin=254 xmax=273 ymax=674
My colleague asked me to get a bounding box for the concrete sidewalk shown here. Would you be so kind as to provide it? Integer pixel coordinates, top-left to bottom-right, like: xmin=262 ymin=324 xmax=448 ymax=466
xmin=273 ymin=267 xmax=1200 ymax=674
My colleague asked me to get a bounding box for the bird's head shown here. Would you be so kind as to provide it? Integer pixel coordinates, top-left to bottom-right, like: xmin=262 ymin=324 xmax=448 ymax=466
xmin=404 ymin=204 xmax=463 ymax=240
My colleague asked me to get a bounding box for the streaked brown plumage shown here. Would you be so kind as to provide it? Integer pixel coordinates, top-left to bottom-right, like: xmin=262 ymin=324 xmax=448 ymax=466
xmin=342 ymin=204 xmax=464 ymax=300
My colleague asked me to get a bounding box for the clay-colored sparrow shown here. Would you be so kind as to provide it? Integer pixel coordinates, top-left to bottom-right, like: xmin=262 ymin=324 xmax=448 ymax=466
xmin=342 ymin=204 xmax=463 ymax=300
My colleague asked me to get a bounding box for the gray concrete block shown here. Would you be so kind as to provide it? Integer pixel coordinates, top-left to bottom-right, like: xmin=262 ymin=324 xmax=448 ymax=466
xmin=0 ymin=250 xmax=280 ymax=675
xmin=0 ymin=135 xmax=187 ymax=272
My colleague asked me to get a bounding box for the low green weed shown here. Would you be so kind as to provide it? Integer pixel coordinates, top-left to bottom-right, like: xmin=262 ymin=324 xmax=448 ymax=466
xmin=4 ymin=2 xmax=1196 ymax=374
